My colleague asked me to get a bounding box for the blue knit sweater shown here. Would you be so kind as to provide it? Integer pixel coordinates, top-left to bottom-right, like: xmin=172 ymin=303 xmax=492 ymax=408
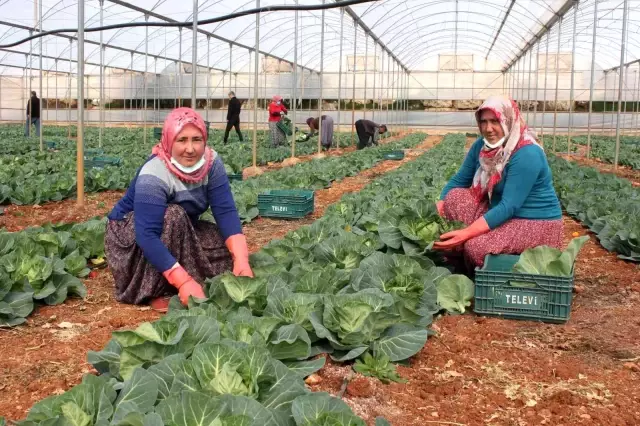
xmin=108 ymin=155 xmax=242 ymax=273
xmin=440 ymin=138 xmax=562 ymax=229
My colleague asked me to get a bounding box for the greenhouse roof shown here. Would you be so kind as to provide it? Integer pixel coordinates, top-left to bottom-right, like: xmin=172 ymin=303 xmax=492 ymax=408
xmin=0 ymin=0 xmax=639 ymax=76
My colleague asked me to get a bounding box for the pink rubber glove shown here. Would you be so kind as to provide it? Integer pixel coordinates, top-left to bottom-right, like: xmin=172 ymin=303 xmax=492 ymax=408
xmin=436 ymin=200 xmax=445 ymax=217
xmin=163 ymin=265 xmax=206 ymax=305
xmin=433 ymin=217 xmax=490 ymax=251
xmin=225 ymin=234 xmax=254 ymax=277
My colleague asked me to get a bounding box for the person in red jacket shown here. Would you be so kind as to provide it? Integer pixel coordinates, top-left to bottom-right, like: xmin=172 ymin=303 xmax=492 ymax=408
xmin=268 ymin=95 xmax=288 ymax=147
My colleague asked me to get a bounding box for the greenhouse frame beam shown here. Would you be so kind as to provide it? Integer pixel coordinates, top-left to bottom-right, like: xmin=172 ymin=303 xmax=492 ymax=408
xmin=502 ymin=0 xmax=575 ymax=72
xmin=604 ymin=58 xmax=640 ymax=73
xmin=0 ymin=48 xmax=134 ymax=74
xmin=486 ymin=0 xmax=516 ymax=60
xmin=0 ymin=20 xmax=227 ymax=73
xmin=336 ymin=1 xmax=409 ymax=72
xmin=106 ymin=0 xmax=317 ymax=74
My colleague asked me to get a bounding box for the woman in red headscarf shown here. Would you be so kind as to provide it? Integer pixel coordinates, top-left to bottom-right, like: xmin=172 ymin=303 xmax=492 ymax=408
xmin=433 ymin=96 xmax=563 ymax=270
xmin=105 ymin=108 xmax=253 ymax=312
xmin=268 ymin=95 xmax=288 ymax=147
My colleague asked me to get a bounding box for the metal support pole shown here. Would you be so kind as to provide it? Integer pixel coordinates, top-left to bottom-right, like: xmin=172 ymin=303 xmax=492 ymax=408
xmin=68 ymin=39 xmax=71 ymax=138
xmin=174 ymin=60 xmax=178 ymax=108
xmin=99 ymin=1 xmax=105 ymax=146
xmin=350 ymin=19 xmax=357 ymax=146
xmin=587 ymin=0 xmax=598 ymax=158
xmin=206 ymin=36 xmax=210 ymax=122
xmin=191 ymin=0 xmax=198 ymax=108
xmin=363 ymin=35 xmax=368 ymax=120
xmin=291 ymin=0 xmax=299 ymax=157
xmin=227 ymin=44 xmax=232 ymax=112
xmin=533 ymin=41 xmax=540 ymax=129
xmin=614 ymin=0 xmax=629 ymax=168
xmin=77 ymin=0 xmax=85 ymax=206
xmin=54 ymin=60 xmax=57 ymax=122
xmin=386 ymin=53 xmax=390 ymax=126
xmin=38 ymin=0 xmax=43 ymax=150
xmin=336 ymin=7 xmax=344 ymax=144
xmin=252 ymin=0 xmax=260 ymax=167
xmin=527 ymin=49 xmax=533 ymax=124
xmin=520 ymin=58 xmax=525 ymax=107
xmin=130 ymin=52 xmax=134 ymax=126
xmin=635 ymin=68 xmax=640 ymax=135
xmin=144 ymin=15 xmax=148 ymax=144
xmin=541 ymin=33 xmax=550 ymax=138
xmin=622 ymin=67 xmax=629 ymax=135
xmin=317 ymin=0 xmax=325 ymax=154
xmin=392 ymin=61 xmax=397 ymax=127
xmin=602 ymin=72 xmax=607 ymax=136
xmin=552 ymin=17 xmax=562 ymax=151
xmin=567 ymin=2 xmax=578 ymax=155
xmin=372 ymin=43 xmax=377 ymax=122
xmin=178 ymin=28 xmax=182 ymax=107
xmin=28 ymin=30 xmax=32 ymax=137
xmin=379 ymin=50 xmax=384 ymax=119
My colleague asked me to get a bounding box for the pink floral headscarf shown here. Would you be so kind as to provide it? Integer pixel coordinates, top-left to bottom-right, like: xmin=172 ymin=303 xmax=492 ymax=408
xmin=470 ymin=96 xmax=541 ymax=201
xmin=151 ymin=108 xmax=215 ymax=184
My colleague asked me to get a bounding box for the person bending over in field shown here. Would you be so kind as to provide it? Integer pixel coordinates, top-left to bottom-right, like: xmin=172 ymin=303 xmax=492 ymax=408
xmin=268 ymin=95 xmax=288 ymax=147
xmin=354 ymin=119 xmax=387 ymax=150
xmin=433 ymin=95 xmax=563 ymax=270
xmin=305 ymin=115 xmax=334 ymax=149
xmin=105 ymin=107 xmax=253 ymax=312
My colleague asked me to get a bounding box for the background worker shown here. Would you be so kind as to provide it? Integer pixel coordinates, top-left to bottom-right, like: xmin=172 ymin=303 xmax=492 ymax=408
xmin=355 ymin=119 xmax=387 ymax=149
xmin=223 ymin=91 xmax=243 ymax=143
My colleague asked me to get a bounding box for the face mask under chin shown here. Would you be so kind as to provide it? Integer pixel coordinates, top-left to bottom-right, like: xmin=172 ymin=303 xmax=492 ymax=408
xmin=170 ymin=155 xmax=206 ymax=174
xmin=483 ymin=136 xmax=507 ymax=149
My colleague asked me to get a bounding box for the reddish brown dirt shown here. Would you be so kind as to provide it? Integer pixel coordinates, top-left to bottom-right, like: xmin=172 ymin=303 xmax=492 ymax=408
xmin=0 ymin=191 xmax=124 ymax=232
xmin=0 ymin=134 xmax=437 ymax=421
xmin=308 ymin=216 xmax=640 ymax=426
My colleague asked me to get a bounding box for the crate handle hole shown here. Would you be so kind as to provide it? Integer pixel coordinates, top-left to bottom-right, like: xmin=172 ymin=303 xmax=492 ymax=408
xmin=508 ymin=280 xmax=539 ymax=289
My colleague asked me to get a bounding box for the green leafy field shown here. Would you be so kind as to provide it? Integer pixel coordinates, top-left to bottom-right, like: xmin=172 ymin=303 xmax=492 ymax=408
xmin=550 ymin=155 xmax=640 ymax=262
xmin=0 ymin=125 xmax=369 ymax=205
xmin=542 ymin=134 xmax=640 ymax=170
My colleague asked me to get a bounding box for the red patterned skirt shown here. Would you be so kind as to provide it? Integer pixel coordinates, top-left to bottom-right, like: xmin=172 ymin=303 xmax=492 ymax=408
xmin=443 ymin=188 xmax=564 ymax=269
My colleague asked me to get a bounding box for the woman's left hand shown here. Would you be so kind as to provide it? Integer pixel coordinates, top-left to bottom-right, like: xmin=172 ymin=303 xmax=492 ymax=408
xmin=433 ymin=217 xmax=490 ymax=251
xmin=433 ymin=229 xmax=470 ymax=250
xmin=233 ymin=261 xmax=254 ymax=277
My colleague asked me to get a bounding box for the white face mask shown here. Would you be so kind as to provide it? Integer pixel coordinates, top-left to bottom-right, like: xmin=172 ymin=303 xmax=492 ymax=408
xmin=170 ymin=155 xmax=206 ymax=174
xmin=483 ymin=136 xmax=506 ymax=149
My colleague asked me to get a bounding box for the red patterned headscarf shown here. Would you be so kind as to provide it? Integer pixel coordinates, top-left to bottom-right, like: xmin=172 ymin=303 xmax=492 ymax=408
xmin=470 ymin=96 xmax=541 ymax=201
xmin=151 ymin=107 xmax=215 ymax=184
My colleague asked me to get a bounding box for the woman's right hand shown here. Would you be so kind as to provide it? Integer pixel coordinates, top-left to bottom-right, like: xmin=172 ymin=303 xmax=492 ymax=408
xmin=436 ymin=200 xmax=445 ymax=217
xmin=163 ymin=264 xmax=206 ymax=305
xmin=176 ymin=280 xmax=205 ymax=305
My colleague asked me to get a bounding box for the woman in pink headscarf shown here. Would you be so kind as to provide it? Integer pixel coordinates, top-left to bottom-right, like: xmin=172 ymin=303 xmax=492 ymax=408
xmin=105 ymin=108 xmax=253 ymax=312
xmin=433 ymin=96 xmax=563 ymax=270
xmin=268 ymin=95 xmax=288 ymax=147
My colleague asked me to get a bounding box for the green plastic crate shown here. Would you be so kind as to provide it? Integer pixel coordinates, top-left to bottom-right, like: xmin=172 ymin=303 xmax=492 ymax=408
xmin=85 ymin=155 xmax=123 ymax=169
xmin=228 ymin=173 xmax=243 ymax=182
xmin=474 ymin=254 xmax=574 ymax=324
xmin=85 ymin=148 xmax=104 ymax=156
xmin=45 ymin=141 xmax=57 ymax=149
xmin=382 ymin=150 xmax=405 ymax=160
xmin=258 ymin=189 xmax=314 ymax=219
